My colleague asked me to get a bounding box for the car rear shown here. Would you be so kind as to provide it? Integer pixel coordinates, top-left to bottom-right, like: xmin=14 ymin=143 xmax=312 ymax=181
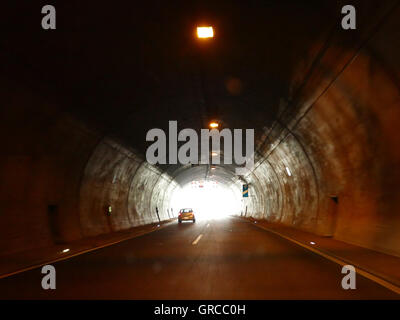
xmin=178 ymin=209 xmax=196 ymax=223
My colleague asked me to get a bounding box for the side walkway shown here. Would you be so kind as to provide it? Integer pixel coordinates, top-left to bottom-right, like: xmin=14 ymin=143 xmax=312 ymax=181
xmin=0 ymin=219 xmax=175 ymax=279
xmin=239 ymin=216 xmax=400 ymax=293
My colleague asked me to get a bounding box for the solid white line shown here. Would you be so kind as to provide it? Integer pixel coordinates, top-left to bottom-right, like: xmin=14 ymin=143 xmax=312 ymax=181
xmin=0 ymin=219 xmax=177 ymax=280
xmin=250 ymin=221 xmax=400 ymax=295
xmin=192 ymin=234 xmax=203 ymax=245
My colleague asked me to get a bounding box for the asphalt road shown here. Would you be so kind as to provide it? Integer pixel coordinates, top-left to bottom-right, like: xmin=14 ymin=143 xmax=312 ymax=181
xmin=0 ymin=217 xmax=398 ymax=299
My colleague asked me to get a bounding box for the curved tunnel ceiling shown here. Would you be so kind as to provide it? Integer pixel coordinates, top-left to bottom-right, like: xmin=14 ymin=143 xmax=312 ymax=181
xmin=3 ymin=0 xmax=346 ymax=186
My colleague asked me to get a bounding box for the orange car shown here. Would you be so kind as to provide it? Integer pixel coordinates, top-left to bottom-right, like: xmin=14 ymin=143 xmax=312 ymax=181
xmin=178 ymin=208 xmax=196 ymax=223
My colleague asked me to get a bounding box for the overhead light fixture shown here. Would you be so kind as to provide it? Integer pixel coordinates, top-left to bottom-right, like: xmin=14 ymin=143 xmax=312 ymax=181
xmin=209 ymin=121 xmax=219 ymax=128
xmin=211 ymin=152 xmax=218 ymax=156
xmin=62 ymin=249 xmax=70 ymax=253
xmin=197 ymin=26 xmax=214 ymax=38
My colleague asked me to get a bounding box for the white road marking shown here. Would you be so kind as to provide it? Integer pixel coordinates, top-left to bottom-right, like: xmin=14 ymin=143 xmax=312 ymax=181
xmin=250 ymin=219 xmax=400 ymax=295
xmin=192 ymin=234 xmax=203 ymax=245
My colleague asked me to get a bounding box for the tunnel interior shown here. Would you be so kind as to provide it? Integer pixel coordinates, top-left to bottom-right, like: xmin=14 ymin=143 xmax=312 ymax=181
xmin=2 ymin=0 xmax=400 ymax=266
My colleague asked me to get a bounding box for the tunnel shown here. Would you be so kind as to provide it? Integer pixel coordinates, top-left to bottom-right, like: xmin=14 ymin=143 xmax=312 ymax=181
xmin=1 ymin=0 xmax=400 ymax=300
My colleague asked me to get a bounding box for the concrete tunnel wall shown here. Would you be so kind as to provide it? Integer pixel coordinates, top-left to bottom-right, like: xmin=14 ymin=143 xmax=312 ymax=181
xmin=0 ymin=78 xmax=177 ymax=256
xmin=1 ymin=1 xmax=400 ymax=262
xmin=241 ymin=4 xmax=400 ymax=257
xmin=79 ymin=138 xmax=177 ymax=238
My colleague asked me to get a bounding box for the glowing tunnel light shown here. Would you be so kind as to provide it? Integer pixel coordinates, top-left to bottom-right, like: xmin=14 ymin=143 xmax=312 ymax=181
xmin=209 ymin=121 xmax=219 ymax=128
xmin=197 ymin=26 xmax=214 ymax=38
xmin=170 ymin=181 xmax=241 ymax=220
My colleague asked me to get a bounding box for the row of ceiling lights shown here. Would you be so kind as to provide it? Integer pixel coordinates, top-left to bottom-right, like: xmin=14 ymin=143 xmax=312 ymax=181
xmin=196 ymin=27 xmax=224 ymax=174
xmin=196 ymin=26 xmax=219 ymax=132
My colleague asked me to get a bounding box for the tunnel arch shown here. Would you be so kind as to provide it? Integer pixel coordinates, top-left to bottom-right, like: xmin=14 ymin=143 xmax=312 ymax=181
xmin=1 ymin=0 xmax=400 ymax=263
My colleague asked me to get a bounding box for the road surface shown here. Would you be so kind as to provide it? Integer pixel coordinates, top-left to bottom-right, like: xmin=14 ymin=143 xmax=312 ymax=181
xmin=0 ymin=217 xmax=397 ymax=299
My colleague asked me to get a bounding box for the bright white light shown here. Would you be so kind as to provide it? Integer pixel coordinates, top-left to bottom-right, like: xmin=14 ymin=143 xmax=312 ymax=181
xmin=170 ymin=181 xmax=241 ymax=220
xmin=62 ymin=249 xmax=70 ymax=253
xmin=211 ymin=152 xmax=218 ymax=156
xmin=285 ymin=166 xmax=292 ymax=176
xmin=310 ymin=242 xmax=316 ymax=245
xmin=197 ymin=26 xmax=214 ymax=38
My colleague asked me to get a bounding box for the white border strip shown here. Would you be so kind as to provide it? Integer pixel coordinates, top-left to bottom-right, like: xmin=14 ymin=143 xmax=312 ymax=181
xmin=249 ymin=220 xmax=400 ymax=295
xmin=192 ymin=234 xmax=203 ymax=245
xmin=0 ymin=220 xmax=176 ymax=280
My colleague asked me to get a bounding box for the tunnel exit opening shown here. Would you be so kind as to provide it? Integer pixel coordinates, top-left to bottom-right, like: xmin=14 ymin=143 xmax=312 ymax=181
xmin=169 ymin=180 xmax=241 ymax=220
